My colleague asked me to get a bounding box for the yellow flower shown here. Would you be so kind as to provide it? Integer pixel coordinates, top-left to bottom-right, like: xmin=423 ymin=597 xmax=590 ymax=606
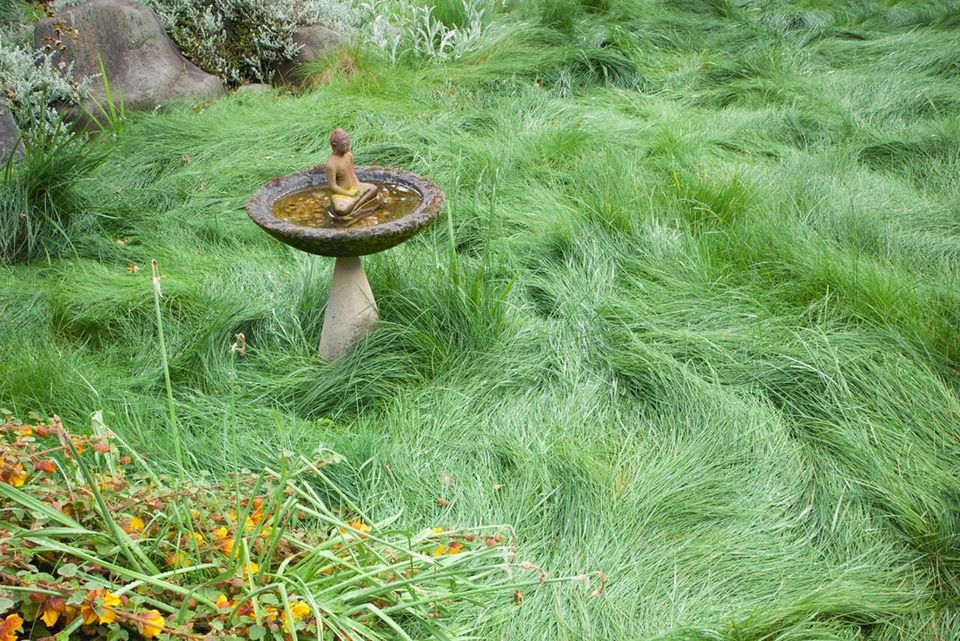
xmin=448 ymin=541 xmax=465 ymax=555
xmin=136 ymin=610 xmax=165 ymax=639
xmin=124 ymin=516 xmax=145 ymax=534
xmin=241 ymin=561 xmax=259 ymax=578
xmin=166 ymin=551 xmax=191 ymax=569
xmin=189 ymin=531 xmax=204 ymax=546
xmin=339 ymin=519 xmax=371 ymax=536
xmin=432 ymin=545 xmax=448 ymax=556
xmin=40 ymin=604 xmax=59 ymax=627
xmin=283 ymin=602 xmax=311 ymax=632
xmin=212 ymin=526 xmax=230 ymax=541
xmin=431 ymin=527 xmax=444 ymax=533
xmin=80 ymin=589 xmax=121 ymax=625
xmin=215 ymin=594 xmax=231 ymax=609
xmin=5 ymin=463 xmax=27 ymax=488
xmin=38 ymin=597 xmax=66 ymax=627
xmin=0 ymin=613 xmax=24 ymax=641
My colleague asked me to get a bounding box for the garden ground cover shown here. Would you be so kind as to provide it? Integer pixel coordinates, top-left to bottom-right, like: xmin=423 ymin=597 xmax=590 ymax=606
xmin=3 ymin=0 xmax=960 ymax=639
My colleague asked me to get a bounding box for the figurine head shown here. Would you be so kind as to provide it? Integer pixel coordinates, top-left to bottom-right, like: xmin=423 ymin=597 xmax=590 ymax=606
xmin=330 ymin=128 xmax=350 ymax=155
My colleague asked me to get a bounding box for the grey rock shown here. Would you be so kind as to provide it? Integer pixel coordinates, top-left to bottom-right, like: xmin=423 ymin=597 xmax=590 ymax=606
xmin=275 ymin=25 xmax=345 ymax=83
xmin=34 ymin=0 xmax=224 ymax=126
xmin=0 ymin=97 xmax=24 ymax=163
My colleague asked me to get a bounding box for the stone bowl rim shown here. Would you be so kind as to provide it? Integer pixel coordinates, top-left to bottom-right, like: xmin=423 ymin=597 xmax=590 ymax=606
xmin=245 ymin=166 xmax=445 ymax=252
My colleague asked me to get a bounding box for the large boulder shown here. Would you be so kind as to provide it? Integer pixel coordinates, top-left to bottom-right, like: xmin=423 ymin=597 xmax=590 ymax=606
xmin=0 ymin=97 xmax=24 ymax=163
xmin=34 ymin=0 xmax=224 ymax=126
xmin=274 ymin=25 xmax=345 ymax=83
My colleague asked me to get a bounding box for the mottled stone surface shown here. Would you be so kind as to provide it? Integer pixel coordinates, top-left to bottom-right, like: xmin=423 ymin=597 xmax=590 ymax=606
xmin=318 ymin=256 xmax=379 ymax=361
xmin=0 ymin=97 xmax=24 ymax=163
xmin=246 ymin=167 xmax=445 ymax=257
xmin=274 ymin=25 xmax=345 ymax=82
xmin=34 ymin=0 xmax=224 ymax=126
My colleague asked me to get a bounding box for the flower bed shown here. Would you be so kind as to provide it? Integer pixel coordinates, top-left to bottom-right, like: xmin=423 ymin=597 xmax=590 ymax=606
xmin=1 ymin=414 xmax=554 ymax=640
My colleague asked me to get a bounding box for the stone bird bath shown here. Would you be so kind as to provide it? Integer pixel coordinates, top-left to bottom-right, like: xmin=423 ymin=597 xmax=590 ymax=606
xmin=246 ymin=166 xmax=444 ymax=360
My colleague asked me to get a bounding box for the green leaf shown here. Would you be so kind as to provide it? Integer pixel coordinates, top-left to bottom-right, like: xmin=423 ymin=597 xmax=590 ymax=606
xmin=0 ymin=480 xmax=84 ymax=529
xmin=0 ymin=597 xmax=14 ymax=613
xmin=57 ymin=562 xmax=79 ymax=578
xmin=107 ymin=626 xmax=130 ymax=641
xmin=248 ymin=624 xmax=267 ymax=640
xmin=96 ymin=542 xmax=120 ymax=556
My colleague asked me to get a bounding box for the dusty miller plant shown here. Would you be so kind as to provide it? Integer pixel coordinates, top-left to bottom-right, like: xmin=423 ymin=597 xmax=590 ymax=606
xmin=142 ymin=0 xmax=354 ymax=84
xmin=358 ymin=0 xmax=491 ymax=65
xmin=0 ymin=32 xmax=85 ymax=138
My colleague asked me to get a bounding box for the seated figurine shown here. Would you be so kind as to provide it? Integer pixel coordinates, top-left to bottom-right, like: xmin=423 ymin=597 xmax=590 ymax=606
xmin=322 ymin=128 xmax=380 ymax=218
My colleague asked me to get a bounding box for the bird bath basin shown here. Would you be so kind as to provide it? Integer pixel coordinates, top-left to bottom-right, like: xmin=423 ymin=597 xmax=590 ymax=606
xmin=246 ymin=166 xmax=444 ymax=360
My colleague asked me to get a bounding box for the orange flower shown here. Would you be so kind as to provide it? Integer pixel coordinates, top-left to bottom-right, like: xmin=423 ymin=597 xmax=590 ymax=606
xmin=34 ymin=459 xmax=57 ymax=474
xmin=215 ymin=594 xmax=232 ymax=609
xmin=80 ymin=589 xmax=121 ymax=625
xmin=0 ymin=614 xmax=23 ymax=641
xmin=251 ymin=498 xmax=265 ymax=525
xmin=135 ymin=610 xmax=165 ymax=638
xmin=220 ymin=537 xmax=237 ymax=557
xmin=235 ymin=601 xmax=254 ymax=620
xmin=447 ymin=541 xmax=465 ymax=555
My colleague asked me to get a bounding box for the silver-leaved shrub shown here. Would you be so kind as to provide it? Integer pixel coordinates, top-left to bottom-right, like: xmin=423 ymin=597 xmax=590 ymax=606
xmin=0 ymin=11 xmax=85 ymax=137
xmin=142 ymin=0 xmax=356 ymax=85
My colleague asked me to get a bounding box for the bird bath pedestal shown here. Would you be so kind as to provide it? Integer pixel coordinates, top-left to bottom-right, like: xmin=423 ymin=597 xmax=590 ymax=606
xmin=246 ymin=167 xmax=444 ymax=361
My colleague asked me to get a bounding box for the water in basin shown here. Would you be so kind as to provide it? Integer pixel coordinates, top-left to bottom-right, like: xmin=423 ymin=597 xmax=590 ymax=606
xmin=273 ymin=182 xmax=420 ymax=229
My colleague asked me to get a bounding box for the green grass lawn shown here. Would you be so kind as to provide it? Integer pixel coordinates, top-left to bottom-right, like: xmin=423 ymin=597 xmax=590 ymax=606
xmin=3 ymin=0 xmax=960 ymax=638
